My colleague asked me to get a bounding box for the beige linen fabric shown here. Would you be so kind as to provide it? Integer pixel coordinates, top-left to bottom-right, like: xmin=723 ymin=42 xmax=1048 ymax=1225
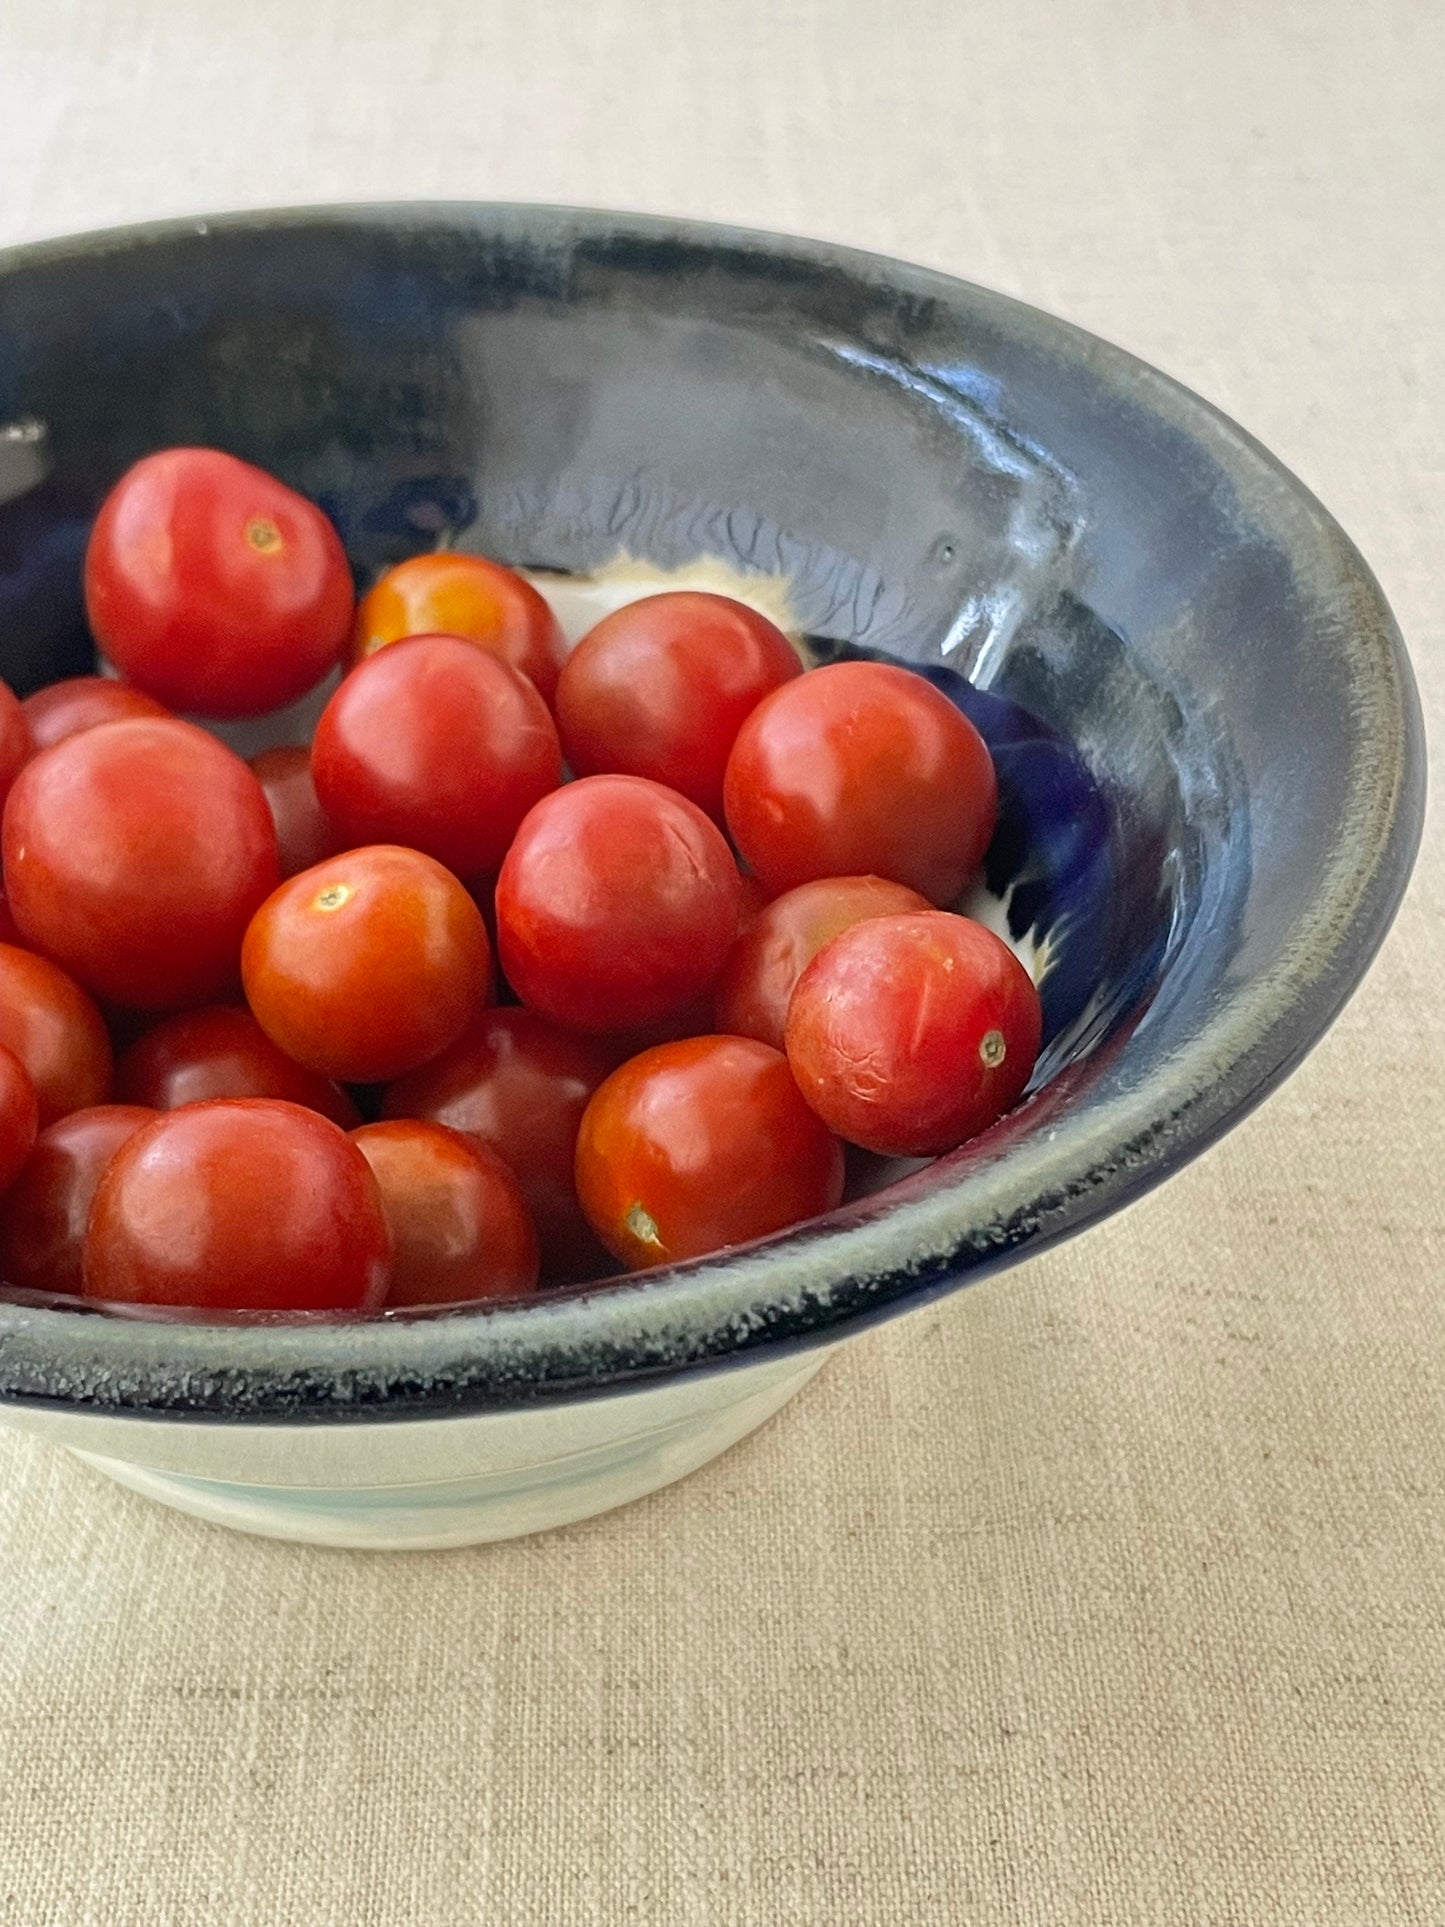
xmin=1 ymin=1 xmax=1443 ymax=1920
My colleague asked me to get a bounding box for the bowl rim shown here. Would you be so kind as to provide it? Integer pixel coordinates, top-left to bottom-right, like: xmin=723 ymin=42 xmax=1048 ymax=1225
xmin=0 ymin=199 xmax=1425 ymax=1421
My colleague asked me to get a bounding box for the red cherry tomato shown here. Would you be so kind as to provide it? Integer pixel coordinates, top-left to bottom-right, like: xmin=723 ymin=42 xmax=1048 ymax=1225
xmin=556 ymin=592 xmax=801 ymax=822
xmin=84 ymin=447 xmax=354 ymax=718
xmin=0 ymin=944 xmax=113 ymax=1125
xmin=248 ymin=744 xmax=340 ymax=880
xmin=115 ymin=1005 xmax=361 ymax=1127
xmin=0 ymin=1045 xmax=39 ymax=1195
xmin=594 ymin=995 xmax=719 ymax=1066
xmin=22 ymin=676 xmax=169 ymax=750
xmin=496 ymin=775 xmax=740 ymax=1035
xmin=3 ymin=718 xmax=280 ymax=1009
xmin=313 ymin=634 xmax=561 ymax=883
xmin=784 ymin=911 xmax=1042 ymax=1156
xmin=242 ymin=845 xmax=491 ymax=1083
xmin=715 ymin=874 xmax=932 ymax=1051
xmin=0 ymin=892 xmax=23 ymax=948
xmin=575 ymin=1034 xmax=844 ymax=1268
xmin=734 ymin=869 xmax=771 ymax=937
xmin=0 ymin=1104 xmax=156 ymax=1297
xmin=0 ymin=681 xmax=33 ymax=813
xmin=351 ymin=1120 xmax=539 ymax=1307
xmin=724 ymin=660 xmax=998 ymax=904
xmin=83 ymin=1099 xmax=391 ymax=1313
xmin=352 ymin=553 xmax=566 ymax=703
xmin=381 ymin=1007 xmax=616 ymax=1283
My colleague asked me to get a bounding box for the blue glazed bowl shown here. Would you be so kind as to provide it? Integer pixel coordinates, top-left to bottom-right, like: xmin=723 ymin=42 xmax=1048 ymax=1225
xmin=0 ymin=205 xmax=1423 ymax=1546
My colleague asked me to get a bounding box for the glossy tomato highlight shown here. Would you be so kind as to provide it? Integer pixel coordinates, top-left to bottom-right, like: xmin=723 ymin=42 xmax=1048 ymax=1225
xmin=3 ymin=718 xmax=280 ymax=1010
xmin=575 ymin=1034 xmax=845 ymax=1268
xmin=85 ymin=448 xmax=354 ymax=717
xmin=83 ymin=1099 xmax=392 ymax=1314
xmin=724 ymin=660 xmax=997 ymax=904
xmin=556 ymin=591 xmax=801 ymax=821
xmin=242 ymin=845 xmax=491 ymax=1083
xmin=313 ymin=634 xmax=561 ymax=882
xmin=496 ymin=775 xmax=740 ymax=1035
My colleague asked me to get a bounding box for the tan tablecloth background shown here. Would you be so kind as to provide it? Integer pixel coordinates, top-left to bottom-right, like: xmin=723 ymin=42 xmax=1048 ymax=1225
xmin=1 ymin=2 xmax=1442 ymax=1921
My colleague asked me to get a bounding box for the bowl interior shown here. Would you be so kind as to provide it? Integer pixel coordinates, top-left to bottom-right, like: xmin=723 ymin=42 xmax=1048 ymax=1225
xmin=0 ymin=207 xmax=1421 ymax=1415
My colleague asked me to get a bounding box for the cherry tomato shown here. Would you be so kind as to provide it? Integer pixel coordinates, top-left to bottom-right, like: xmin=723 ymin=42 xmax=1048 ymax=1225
xmin=242 ymin=845 xmax=491 ymax=1083
xmin=0 ymin=944 xmax=113 ymax=1125
xmin=351 ymin=1120 xmax=538 ymax=1307
xmin=352 ymin=553 xmax=566 ymax=703
xmin=0 ymin=1045 xmax=39 ymax=1195
xmin=724 ymin=660 xmax=998 ymax=904
xmin=248 ymin=745 xmax=340 ymax=880
xmin=381 ymin=1007 xmax=616 ymax=1282
xmin=496 ymin=775 xmax=740 ymax=1035
xmin=0 ymin=1104 xmax=156 ymax=1297
xmin=115 ymin=1005 xmax=361 ymax=1127
xmin=715 ymin=874 xmax=931 ymax=1051
xmin=0 ymin=681 xmax=33 ymax=813
xmin=83 ymin=1099 xmax=391 ymax=1313
xmin=594 ymin=995 xmax=719 ymax=1066
xmin=22 ymin=676 xmax=169 ymax=750
xmin=3 ymin=718 xmax=280 ymax=1009
xmin=556 ymin=592 xmax=801 ymax=822
xmin=575 ymin=1034 xmax=844 ymax=1268
xmin=0 ymin=892 xmax=23 ymax=948
xmin=84 ymin=447 xmax=354 ymax=718
xmin=784 ymin=911 xmax=1041 ymax=1156
xmin=734 ymin=869 xmax=771 ymax=937
xmin=313 ymin=634 xmax=561 ymax=883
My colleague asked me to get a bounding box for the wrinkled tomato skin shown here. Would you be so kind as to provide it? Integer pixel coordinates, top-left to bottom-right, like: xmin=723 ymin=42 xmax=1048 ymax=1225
xmin=382 ymin=1007 xmax=615 ymax=1283
xmin=248 ymin=745 xmax=340 ymax=879
xmin=351 ymin=553 xmax=565 ymax=703
xmin=83 ymin=1099 xmax=391 ymax=1314
xmin=575 ymin=1034 xmax=845 ymax=1269
xmin=84 ymin=447 xmax=354 ymax=718
xmin=116 ymin=1004 xmax=361 ymax=1127
xmin=0 ymin=1104 xmax=156 ymax=1297
xmin=723 ymin=660 xmax=998 ymax=904
xmin=241 ymin=845 xmax=491 ymax=1083
xmin=556 ymin=592 xmax=801 ymax=821
xmin=0 ymin=943 xmax=113 ymax=1125
xmin=3 ymin=718 xmax=280 ymax=1010
xmin=784 ymin=911 xmax=1042 ymax=1157
xmin=313 ymin=634 xmax=562 ymax=883
xmin=496 ymin=775 xmax=740 ymax=1035
xmin=352 ymin=1119 xmax=539 ymax=1307
xmin=0 ymin=682 xmax=33 ymax=814
xmin=23 ymin=676 xmax=169 ymax=750
xmin=0 ymin=1045 xmax=39 ymax=1195
xmin=714 ymin=874 xmax=932 ymax=1052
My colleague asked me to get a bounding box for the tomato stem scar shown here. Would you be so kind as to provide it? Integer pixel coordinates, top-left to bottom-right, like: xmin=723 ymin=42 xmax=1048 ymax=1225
xmin=246 ymin=518 xmax=282 ymax=553
xmin=625 ymin=1202 xmax=661 ymax=1247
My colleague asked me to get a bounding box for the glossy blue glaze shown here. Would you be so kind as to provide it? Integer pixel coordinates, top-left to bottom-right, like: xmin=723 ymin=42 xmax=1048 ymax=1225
xmin=0 ymin=205 xmax=1423 ymax=1421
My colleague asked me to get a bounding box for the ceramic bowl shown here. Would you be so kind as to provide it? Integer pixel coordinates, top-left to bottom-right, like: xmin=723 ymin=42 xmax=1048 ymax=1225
xmin=0 ymin=205 xmax=1423 ymax=1548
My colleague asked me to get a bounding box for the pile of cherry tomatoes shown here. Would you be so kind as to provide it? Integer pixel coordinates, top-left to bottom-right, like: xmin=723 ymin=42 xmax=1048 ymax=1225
xmin=0 ymin=447 xmax=1041 ymax=1317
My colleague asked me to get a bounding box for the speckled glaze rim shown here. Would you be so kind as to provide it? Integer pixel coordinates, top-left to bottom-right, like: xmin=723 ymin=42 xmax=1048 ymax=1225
xmin=0 ymin=202 xmax=1425 ymax=1421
